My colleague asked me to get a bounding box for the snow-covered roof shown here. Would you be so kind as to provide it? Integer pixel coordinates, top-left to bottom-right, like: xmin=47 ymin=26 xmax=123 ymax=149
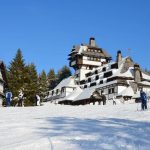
xmin=139 ymin=81 xmax=150 ymax=86
xmin=117 ymin=86 xmax=134 ymax=97
xmin=54 ymin=76 xmax=78 ymax=90
xmin=73 ymin=87 xmax=96 ymax=101
xmin=63 ymin=87 xmax=83 ymax=101
xmin=142 ymin=72 xmax=150 ymax=81
xmin=132 ymin=91 xmax=140 ymax=99
xmin=113 ymin=67 xmax=134 ymax=78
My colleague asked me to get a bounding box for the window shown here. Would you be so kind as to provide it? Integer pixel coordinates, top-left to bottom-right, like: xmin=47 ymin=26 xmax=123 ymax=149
xmin=95 ymin=70 xmax=98 ymax=74
xmin=107 ymin=77 xmax=117 ymax=82
xmin=111 ymin=63 xmax=118 ymax=69
xmin=76 ymin=74 xmax=79 ymax=78
xmin=112 ymin=88 xmax=115 ymax=93
xmin=84 ymin=85 xmax=87 ymax=88
xmin=86 ymin=72 xmax=92 ymax=77
xmin=108 ymin=88 xmax=115 ymax=94
xmin=95 ymin=75 xmax=99 ymax=80
xmin=89 ymin=66 xmax=93 ymax=70
xmin=80 ymin=80 xmax=86 ymax=85
xmin=56 ymin=89 xmax=59 ymax=94
xmin=91 ymin=57 xmax=94 ymax=61
xmin=94 ymin=57 xmax=97 ymax=61
xmin=88 ymin=78 xmax=91 ymax=82
xmin=61 ymin=88 xmax=65 ymax=93
xmin=52 ymin=91 xmax=54 ymax=96
xmin=90 ymin=82 xmax=96 ymax=87
xmin=97 ymin=58 xmax=100 ymax=61
xmin=102 ymin=67 xmax=106 ymax=72
xmin=100 ymin=80 xmax=103 ymax=84
xmin=104 ymin=71 xmax=113 ymax=78
xmin=108 ymin=89 xmax=111 ymax=94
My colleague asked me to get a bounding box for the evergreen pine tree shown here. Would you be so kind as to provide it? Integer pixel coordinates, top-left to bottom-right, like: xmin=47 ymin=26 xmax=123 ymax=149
xmin=7 ymin=49 xmax=27 ymax=97
xmin=24 ymin=63 xmax=38 ymax=106
xmin=57 ymin=65 xmax=72 ymax=84
xmin=38 ymin=70 xmax=48 ymax=100
xmin=47 ymin=69 xmax=56 ymax=90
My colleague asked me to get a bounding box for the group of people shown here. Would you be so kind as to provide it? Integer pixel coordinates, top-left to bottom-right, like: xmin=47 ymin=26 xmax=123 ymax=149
xmin=5 ymin=90 xmax=41 ymax=107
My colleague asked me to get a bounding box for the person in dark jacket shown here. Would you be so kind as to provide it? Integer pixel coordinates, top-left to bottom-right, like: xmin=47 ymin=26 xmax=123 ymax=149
xmin=140 ymin=89 xmax=148 ymax=110
xmin=5 ymin=90 xmax=12 ymax=107
xmin=101 ymin=92 xmax=106 ymax=105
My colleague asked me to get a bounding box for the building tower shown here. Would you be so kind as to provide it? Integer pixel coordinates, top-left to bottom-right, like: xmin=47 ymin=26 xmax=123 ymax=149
xmin=68 ymin=37 xmax=112 ymax=84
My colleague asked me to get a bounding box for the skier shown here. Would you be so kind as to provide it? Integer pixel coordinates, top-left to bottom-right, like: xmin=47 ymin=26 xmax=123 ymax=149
xmin=36 ymin=94 xmax=41 ymax=106
xmin=101 ymin=92 xmax=106 ymax=105
xmin=18 ymin=90 xmax=24 ymax=107
xmin=113 ymin=96 xmax=116 ymax=105
xmin=5 ymin=90 xmax=12 ymax=107
xmin=140 ymin=88 xmax=148 ymax=110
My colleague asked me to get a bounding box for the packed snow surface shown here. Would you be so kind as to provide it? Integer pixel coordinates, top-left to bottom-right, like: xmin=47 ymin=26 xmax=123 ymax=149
xmin=0 ymin=102 xmax=150 ymax=150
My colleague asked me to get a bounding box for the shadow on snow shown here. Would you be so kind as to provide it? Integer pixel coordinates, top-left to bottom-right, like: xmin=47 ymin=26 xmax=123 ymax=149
xmin=36 ymin=117 xmax=150 ymax=150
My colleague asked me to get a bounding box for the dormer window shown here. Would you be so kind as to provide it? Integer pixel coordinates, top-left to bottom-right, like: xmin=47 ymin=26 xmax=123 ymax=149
xmin=90 ymin=82 xmax=96 ymax=87
xmin=52 ymin=91 xmax=54 ymax=96
xmin=104 ymin=71 xmax=113 ymax=78
xmin=111 ymin=63 xmax=118 ymax=69
xmin=56 ymin=89 xmax=59 ymax=94
xmin=95 ymin=70 xmax=98 ymax=74
xmin=88 ymin=78 xmax=91 ymax=82
xmin=95 ymin=75 xmax=99 ymax=80
xmin=84 ymin=85 xmax=87 ymax=88
xmin=61 ymin=88 xmax=65 ymax=93
xmin=100 ymin=80 xmax=103 ymax=84
xmin=80 ymin=80 xmax=86 ymax=85
xmin=102 ymin=67 xmax=106 ymax=72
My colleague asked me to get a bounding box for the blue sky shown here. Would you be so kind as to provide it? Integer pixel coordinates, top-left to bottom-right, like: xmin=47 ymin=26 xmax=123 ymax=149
xmin=0 ymin=0 xmax=150 ymax=73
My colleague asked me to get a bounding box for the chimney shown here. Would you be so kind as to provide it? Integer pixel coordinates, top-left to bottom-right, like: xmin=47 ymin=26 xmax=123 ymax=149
xmin=116 ymin=50 xmax=122 ymax=62
xmin=89 ymin=37 xmax=96 ymax=47
xmin=134 ymin=63 xmax=142 ymax=82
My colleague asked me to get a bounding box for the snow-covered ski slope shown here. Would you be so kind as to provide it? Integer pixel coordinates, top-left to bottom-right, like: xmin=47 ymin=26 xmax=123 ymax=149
xmin=0 ymin=102 xmax=150 ymax=150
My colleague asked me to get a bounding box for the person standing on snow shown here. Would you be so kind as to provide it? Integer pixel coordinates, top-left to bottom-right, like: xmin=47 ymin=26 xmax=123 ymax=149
xmin=36 ymin=94 xmax=41 ymax=106
xmin=5 ymin=90 xmax=12 ymax=107
xmin=18 ymin=90 xmax=24 ymax=107
xmin=101 ymin=92 xmax=106 ymax=105
xmin=140 ymin=88 xmax=148 ymax=110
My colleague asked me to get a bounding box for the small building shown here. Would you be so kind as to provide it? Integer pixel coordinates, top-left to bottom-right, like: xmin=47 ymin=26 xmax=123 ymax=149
xmin=47 ymin=38 xmax=150 ymax=105
xmin=0 ymin=61 xmax=7 ymax=106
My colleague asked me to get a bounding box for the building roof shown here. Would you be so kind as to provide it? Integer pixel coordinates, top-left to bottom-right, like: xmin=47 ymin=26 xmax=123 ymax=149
xmin=68 ymin=38 xmax=112 ymax=59
xmin=117 ymin=86 xmax=134 ymax=97
xmin=142 ymin=72 xmax=150 ymax=81
xmin=54 ymin=76 xmax=78 ymax=91
xmin=62 ymin=87 xmax=83 ymax=101
xmin=139 ymin=81 xmax=150 ymax=86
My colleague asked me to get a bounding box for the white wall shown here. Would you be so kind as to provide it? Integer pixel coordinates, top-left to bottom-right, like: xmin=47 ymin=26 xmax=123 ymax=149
xmin=0 ymin=97 xmax=3 ymax=107
xmin=143 ymin=87 xmax=150 ymax=96
xmin=82 ymin=60 xmax=102 ymax=66
xmin=0 ymin=71 xmax=2 ymax=80
xmin=66 ymin=88 xmax=74 ymax=96
xmin=0 ymin=82 xmax=3 ymax=94
xmin=79 ymin=69 xmax=91 ymax=81
xmin=118 ymin=86 xmax=127 ymax=94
